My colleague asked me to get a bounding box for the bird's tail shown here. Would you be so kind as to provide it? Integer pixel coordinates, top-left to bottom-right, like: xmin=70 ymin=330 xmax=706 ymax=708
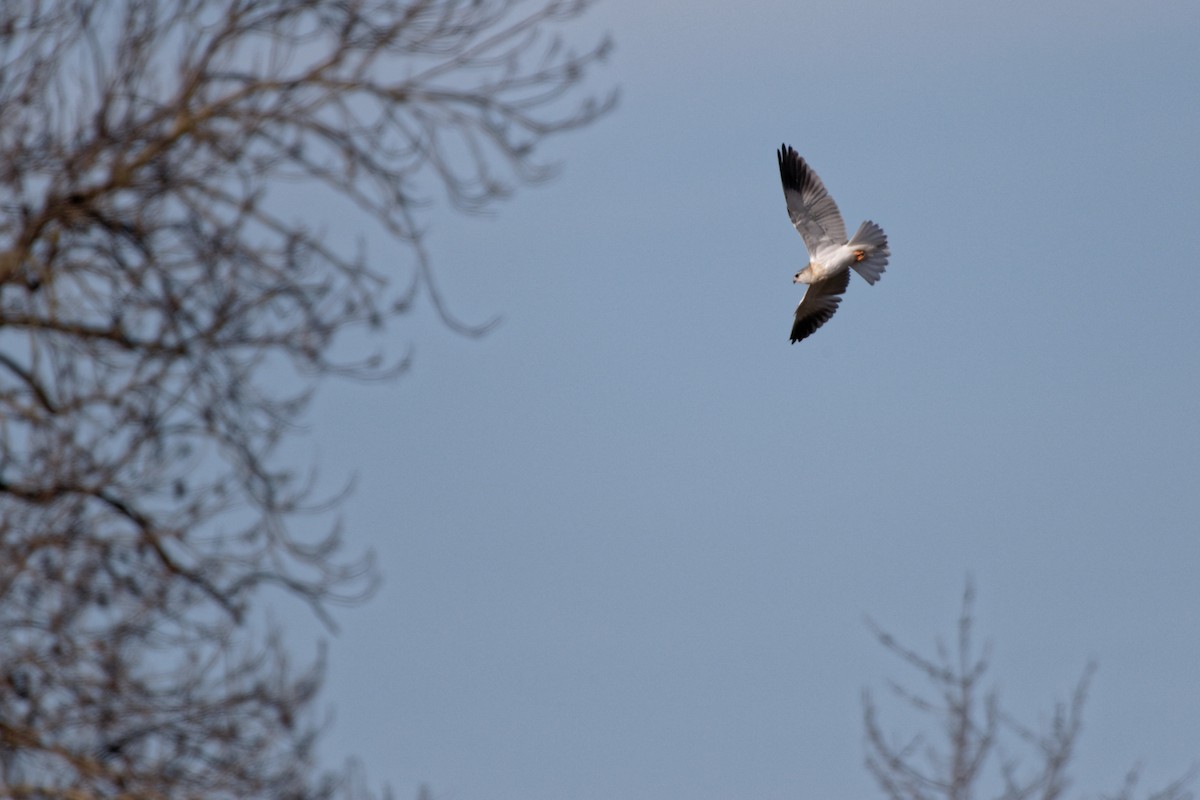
xmin=848 ymin=220 xmax=889 ymax=285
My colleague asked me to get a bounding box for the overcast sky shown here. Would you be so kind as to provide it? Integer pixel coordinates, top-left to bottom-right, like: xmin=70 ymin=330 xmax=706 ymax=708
xmin=283 ymin=1 xmax=1200 ymax=797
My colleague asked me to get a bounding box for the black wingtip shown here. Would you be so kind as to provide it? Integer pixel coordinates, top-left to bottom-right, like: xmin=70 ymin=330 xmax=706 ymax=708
xmin=777 ymin=144 xmax=810 ymax=193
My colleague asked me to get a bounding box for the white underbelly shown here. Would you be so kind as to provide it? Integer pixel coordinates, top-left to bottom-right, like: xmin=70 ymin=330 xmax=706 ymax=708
xmin=812 ymin=245 xmax=854 ymax=277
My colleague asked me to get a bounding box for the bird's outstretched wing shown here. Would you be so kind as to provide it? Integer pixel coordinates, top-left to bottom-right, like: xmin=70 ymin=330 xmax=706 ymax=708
xmin=777 ymin=144 xmax=847 ymax=255
xmin=790 ymin=268 xmax=851 ymax=344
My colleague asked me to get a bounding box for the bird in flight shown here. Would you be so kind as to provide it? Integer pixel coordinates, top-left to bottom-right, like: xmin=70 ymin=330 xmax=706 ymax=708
xmin=777 ymin=144 xmax=889 ymax=343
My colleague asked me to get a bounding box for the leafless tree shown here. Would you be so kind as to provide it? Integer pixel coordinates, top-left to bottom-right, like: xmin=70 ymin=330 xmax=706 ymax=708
xmin=863 ymin=585 xmax=1195 ymax=800
xmin=0 ymin=1 xmax=613 ymax=797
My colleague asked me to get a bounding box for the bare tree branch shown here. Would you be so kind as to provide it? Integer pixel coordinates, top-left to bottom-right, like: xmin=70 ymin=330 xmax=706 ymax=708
xmin=0 ymin=1 xmax=614 ymax=796
xmin=863 ymin=584 xmax=1194 ymax=800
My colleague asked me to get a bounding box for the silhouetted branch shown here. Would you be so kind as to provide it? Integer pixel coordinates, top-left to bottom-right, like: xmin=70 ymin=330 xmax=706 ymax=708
xmin=0 ymin=1 xmax=613 ymax=796
xmin=864 ymin=584 xmax=1194 ymax=800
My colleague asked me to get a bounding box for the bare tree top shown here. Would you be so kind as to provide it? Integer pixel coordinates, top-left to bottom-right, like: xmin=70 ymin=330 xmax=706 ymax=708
xmin=0 ymin=1 xmax=613 ymax=796
xmin=863 ymin=585 xmax=1195 ymax=800
xmin=0 ymin=0 xmax=614 ymax=621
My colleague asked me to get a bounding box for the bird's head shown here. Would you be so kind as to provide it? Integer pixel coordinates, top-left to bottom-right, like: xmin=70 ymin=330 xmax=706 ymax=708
xmin=793 ymin=264 xmax=814 ymax=285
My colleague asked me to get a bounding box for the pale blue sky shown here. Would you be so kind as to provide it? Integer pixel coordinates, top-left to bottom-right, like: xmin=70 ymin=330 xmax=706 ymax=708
xmin=286 ymin=1 xmax=1200 ymax=797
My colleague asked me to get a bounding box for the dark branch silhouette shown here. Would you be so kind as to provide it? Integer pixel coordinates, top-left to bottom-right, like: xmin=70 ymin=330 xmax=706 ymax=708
xmin=864 ymin=585 xmax=1195 ymax=800
xmin=0 ymin=1 xmax=613 ymax=796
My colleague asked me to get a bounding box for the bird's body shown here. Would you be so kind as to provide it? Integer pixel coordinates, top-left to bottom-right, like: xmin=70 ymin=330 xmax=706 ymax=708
xmin=777 ymin=144 xmax=889 ymax=343
xmin=794 ymin=243 xmax=864 ymax=284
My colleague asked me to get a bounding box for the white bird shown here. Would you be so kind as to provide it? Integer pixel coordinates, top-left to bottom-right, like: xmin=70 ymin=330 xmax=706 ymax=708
xmin=777 ymin=144 xmax=889 ymax=343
